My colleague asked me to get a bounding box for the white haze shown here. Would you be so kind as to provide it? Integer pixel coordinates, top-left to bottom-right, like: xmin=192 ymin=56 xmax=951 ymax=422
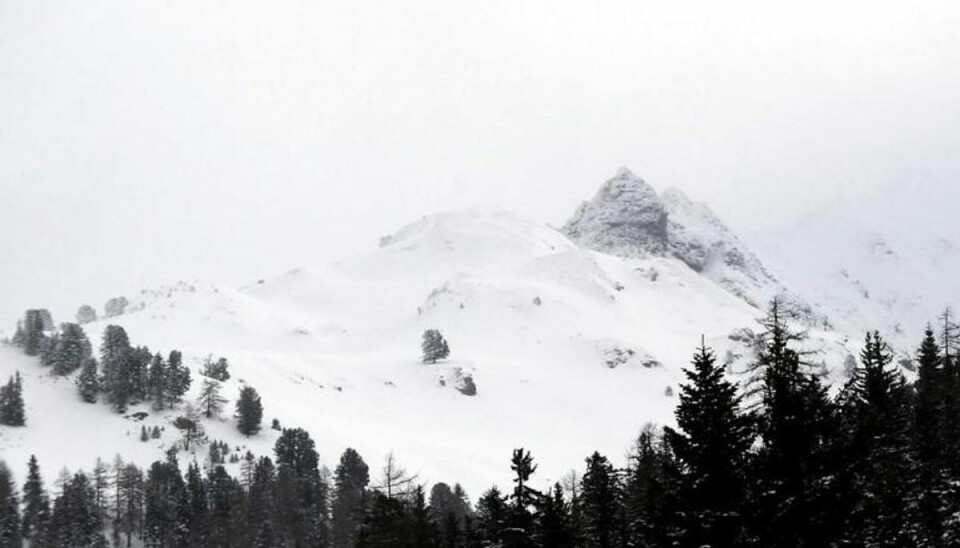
xmin=1 ymin=0 xmax=959 ymax=327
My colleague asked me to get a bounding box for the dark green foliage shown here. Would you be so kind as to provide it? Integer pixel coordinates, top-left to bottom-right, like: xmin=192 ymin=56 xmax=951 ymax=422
xmin=143 ymin=460 xmax=189 ymax=548
xmin=664 ymin=342 xmax=754 ymax=547
xmin=536 ymin=484 xmax=575 ymax=548
xmin=274 ymin=427 xmax=329 ymax=546
xmin=100 ymin=325 xmax=133 ymax=412
xmin=21 ymin=455 xmax=50 ymax=540
xmin=0 ymin=372 xmax=25 ymax=426
xmin=22 ymin=309 xmax=47 ymax=357
xmin=476 ymin=486 xmax=509 ymax=543
xmin=578 ymin=452 xmax=622 ymax=548
xmin=422 ymin=329 xmax=451 ymax=364
xmin=51 ymin=323 xmax=92 ymax=376
xmin=76 ymin=358 xmax=100 ymax=403
xmin=236 ymin=385 xmax=264 ymax=436
xmin=0 ymin=462 xmax=22 ymax=548
xmin=332 ymin=448 xmax=370 ymax=548
xmin=166 ymin=350 xmax=192 ymax=406
xmin=202 ymin=355 xmax=231 ymax=381
xmin=47 ymin=472 xmax=108 ymax=548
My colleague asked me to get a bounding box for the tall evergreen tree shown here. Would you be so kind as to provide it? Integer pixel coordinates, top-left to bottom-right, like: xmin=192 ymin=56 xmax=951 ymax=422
xmin=47 ymin=472 xmax=108 ymax=548
xmin=247 ymin=457 xmax=276 ymax=548
xmin=0 ymin=462 xmax=22 ymax=548
xmin=578 ymin=452 xmax=622 ymax=548
xmin=274 ymin=427 xmax=329 ymax=547
xmin=535 ymin=483 xmax=575 ymax=548
xmin=476 ymin=486 xmax=509 ymax=544
xmin=748 ymin=299 xmax=840 ymax=547
xmin=166 ymin=350 xmax=192 ymax=407
xmin=197 ymin=378 xmax=227 ymax=419
xmin=663 ymin=342 xmax=754 ymax=547
xmin=504 ymin=448 xmax=539 ymax=547
xmin=836 ymin=331 xmax=915 ymax=545
xmin=0 ymin=372 xmax=25 ymax=426
xmin=422 ymin=329 xmax=451 ymax=364
xmin=332 ymin=448 xmax=370 ymax=548
xmin=236 ymin=385 xmax=263 ymax=436
xmin=100 ymin=325 xmax=133 ymax=412
xmin=623 ymin=425 xmax=679 ymax=546
xmin=76 ymin=358 xmax=100 ymax=403
xmin=21 ymin=455 xmax=50 ymax=541
xmin=913 ymin=327 xmax=951 ymax=545
xmin=22 ymin=309 xmax=46 ymax=357
xmin=143 ymin=460 xmax=188 ymax=548
xmin=51 ymin=323 xmax=92 ymax=376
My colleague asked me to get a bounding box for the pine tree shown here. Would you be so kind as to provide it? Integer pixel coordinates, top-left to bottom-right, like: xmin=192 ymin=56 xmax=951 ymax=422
xmin=100 ymin=325 xmax=133 ymax=412
xmin=147 ymin=353 xmax=166 ymax=411
xmin=21 ymin=456 xmax=50 ymax=540
xmin=913 ymin=327 xmax=951 ymax=545
xmin=422 ymin=329 xmax=451 ymax=364
xmin=578 ymin=452 xmax=622 ymax=548
xmin=51 ymin=323 xmax=92 ymax=376
xmin=173 ymin=403 xmax=205 ymax=451
xmin=197 ymin=378 xmax=227 ymax=419
xmin=165 ymin=350 xmax=191 ymax=407
xmin=0 ymin=372 xmax=25 ymax=426
xmin=201 ymin=356 xmax=231 ymax=381
xmin=47 ymin=472 xmax=108 ymax=548
xmin=0 ymin=461 xmax=23 ymax=548
xmin=143 ymin=460 xmax=188 ymax=548
xmin=274 ymin=427 xmax=329 ymax=547
xmin=76 ymin=358 xmax=100 ymax=403
xmin=185 ymin=462 xmax=210 ymax=547
xmin=504 ymin=448 xmax=539 ymax=547
xmin=748 ymin=300 xmax=840 ymax=547
xmin=247 ymin=456 xmax=276 ymax=547
xmin=332 ymin=448 xmax=370 ymax=548
xmin=536 ymin=483 xmax=575 ymax=548
xmin=663 ymin=342 xmax=754 ymax=547
xmin=623 ymin=425 xmax=680 ymax=546
xmin=476 ymin=486 xmax=509 ymax=544
xmin=22 ymin=309 xmax=46 ymax=357
xmin=235 ymin=386 xmax=263 ymax=436
xmin=836 ymin=331 xmax=915 ymax=545
xmin=10 ymin=321 xmax=25 ymax=348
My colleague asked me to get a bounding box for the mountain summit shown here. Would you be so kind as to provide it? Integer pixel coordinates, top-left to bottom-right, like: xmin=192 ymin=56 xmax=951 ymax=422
xmin=564 ymin=167 xmax=781 ymax=307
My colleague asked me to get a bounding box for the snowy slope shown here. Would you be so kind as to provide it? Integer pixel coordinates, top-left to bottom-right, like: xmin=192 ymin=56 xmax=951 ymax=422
xmin=1 ymin=206 xmax=854 ymax=497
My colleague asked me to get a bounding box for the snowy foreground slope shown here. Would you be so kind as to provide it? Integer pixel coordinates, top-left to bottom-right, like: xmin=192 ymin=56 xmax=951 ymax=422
xmin=0 ymin=171 xmax=945 ymax=497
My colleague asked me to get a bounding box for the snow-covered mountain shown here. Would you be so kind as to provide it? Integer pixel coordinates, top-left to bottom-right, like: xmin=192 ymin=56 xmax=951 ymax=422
xmin=1 ymin=168 xmax=950 ymax=496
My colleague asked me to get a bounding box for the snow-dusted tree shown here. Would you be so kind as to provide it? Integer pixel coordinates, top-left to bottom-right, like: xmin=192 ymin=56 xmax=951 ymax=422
xmin=0 ymin=461 xmax=22 ymax=548
xmin=374 ymin=452 xmax=418 ymax=499
xmin=76 ymin=358 xmax=100 ymax=403
xmin=51 ymin=323 xmax=92 ymax=376
xmin=10 ymin=322 xmax=25 ymax=347
xmin=235 ymin=386 xmax=263 ymax=436
xmin=197 ymin=379 xmax=227 ymax=418
xmin=173 ymin=404 xmax=205 ymax=451
xmin=22 ymin=309 xmax=46 ymax=357
xmin=332 ymin=448 xmax=369 ymax=548
xmin=166 ymin=350 xmax=191 ymax=407
xmin=421 ymin=329 xmax=451 ymax=364
xmin=21 ymin=455 xmax=50 ymax=541
xmin=76 ymin=305 xmax=98 ymax=325
xmin=201 ymin=355 xmax=231 ymax=381
xmin=104 ymin=296 xmax=129 ymax=318
xmin=100 ymin=325 xmax=133 ymax=412
xmin=0 ymin=372 xmax=25 ymax=426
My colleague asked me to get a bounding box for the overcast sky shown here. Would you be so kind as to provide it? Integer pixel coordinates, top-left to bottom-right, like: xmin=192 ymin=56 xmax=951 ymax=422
xmin=1 ymin=0 xmax=959 ymax=327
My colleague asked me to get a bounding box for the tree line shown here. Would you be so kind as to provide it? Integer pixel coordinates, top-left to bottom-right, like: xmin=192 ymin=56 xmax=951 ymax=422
xmin=3 ymin=301 xmax=960 ymax=546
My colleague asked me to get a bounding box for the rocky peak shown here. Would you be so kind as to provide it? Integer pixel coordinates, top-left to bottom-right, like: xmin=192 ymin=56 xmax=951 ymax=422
xmin=562 ymin=167 xmax=669 ymax=256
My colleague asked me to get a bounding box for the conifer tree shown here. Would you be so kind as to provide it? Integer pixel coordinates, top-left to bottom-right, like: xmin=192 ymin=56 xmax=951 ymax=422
xmin=422 ymin=329 xmax=451 ymax=364
xmin=173 ymin=403 xmax=205 ymax=450
xmin=147 ymin=353 xmax=166 ymax=411
xmin=623 ymin=425 xmax=679 ymax=546
xmin=76 ymin=304 xmax=98 ymax=325
xmin=166 ymin=350 xmax=191 ymax=407
xmin=536 ymin=483 xmax=575 ymax=548
xmin=100 ymin=325 xmax=133 ymax=412
xmin=748 ymin=299 xmax=840 ymax=547
xmin=476 ymin=486 xmax=508 ymax=543
xmin=663 ymin=342 xmax=754 ymax=547
xmin=197 ymin=378 xmax=227 ymax=419
xmin=52 ymin=323 xmax=92 ymax=376
xmin=184 ymin=462 xmax=209 ymax=547
xmin=913 ymin=327 xmax=951 ymax=545
xmin=332 ymin=448 xmax=370 ymax=548
xmin=247 ymin=456 xmax=277 ymax=547
xmin=11 ymin=321 xmax=25 ymax=348
xmin=22 ymin=309 xmax=46 ymax=357
xmin=236 ymin=386 xmax=263 ymax=436
xmin=47 ymin=472 xmax=108 ymax=548
xmin=144 ymin=460 xmax=188 ymax=548
xmin=76 ymin=358 xmax=100 ymax=403
xmin=0 ymin=372 xmax=25 ymax=426
xmin=21 ymin=455 xmax=50 ymax=541
xmin=836 ymin=331 xmax=914 ymax=545
xmin=0 ymin=461 xmax=22 ymax=548
xmin=274 ymin=427 xmax=329 ymax=546
xmin=578 ymin=452 xmax=622 ymax=548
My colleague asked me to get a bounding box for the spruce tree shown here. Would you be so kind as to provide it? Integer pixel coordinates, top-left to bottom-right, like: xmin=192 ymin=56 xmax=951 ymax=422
xmin=536 ymin=483 xmax=575 ymax=548
xmin=836 ymin=331 xmax=914 ymax=545
xmin=143 ymin=460 xmax=188 ymax=548
xmin=185 ymin=462 xmax=210 ymax=547
xmin=623 ymin=425 xmax=680 ymax=546
xmin=0 ymin=373 xmax=25 ymax=426
xmin=748 ymin=300 xmax=840 ymax=547
xmin=76 ymin=358 xmax=100 ymax=403
xmin=0 ymin=462 xmax=22 ymax=548
xmin=247 ymin=456 xmax=276 ymax=548
xmin=236 ymin=386 xmax=263 ymax=436
xmin=663 ymin=342 xmax=754 ymax=547
xmin=51 ymin=323 xmax=92 ymax=376
xmin=47 ymin=472 xmax=107 ymax=548
xmin=332 ymin=448 xmax=370 ymax=548
xmin=422 ymin=329 xmax=451 ymax=364
xmin=476 ymin=486 xmax=509 ymax=543
xmin=578 ymin=452 xmax=622 ymax=548
xmin=147 ymin=353 xmax=166 ymax=411
xmin=22 ymin=309 xmax=46 ymax=357
xmin=913 ymin=327 xmax=950 ymax=545
xmin=100 ymin=325 xmax=133 ymax=412
xmin=274 ymin=427 xmax=329 ymax=546
xmin=166 ymin=350 xmax=191 ymax=407
xmin=21 ymin=455 xmax=50 ymax=541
